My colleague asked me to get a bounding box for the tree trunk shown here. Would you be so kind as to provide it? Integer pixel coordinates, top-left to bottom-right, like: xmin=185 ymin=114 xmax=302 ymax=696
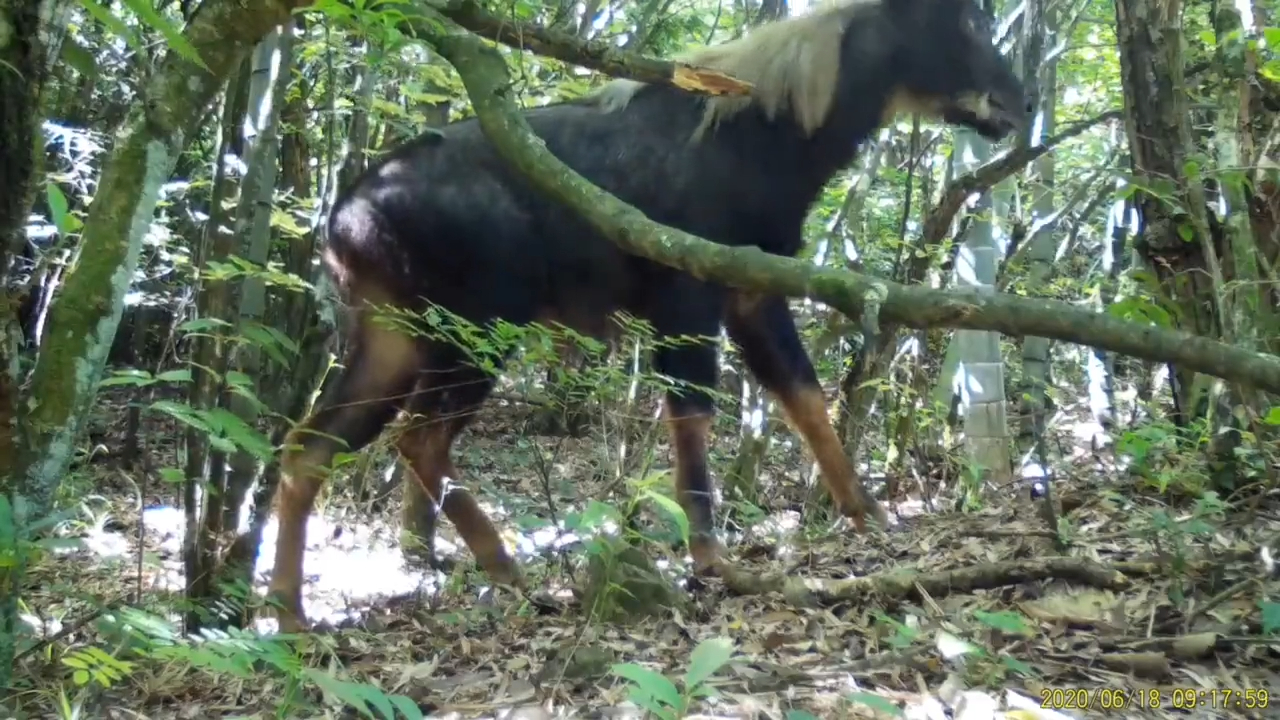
xmin=0 ymin=0 xmax=67 ymax=692
xmin=0 ymin=0 xmax=62 ymax=491
xmin=183 ymin=57 xmax=251 ymax=630
xmin=193 ymin=25 xmax=295 ymax=629
xmin=1114 ymin=0 xmax=1226 ymax=426
xmin=951 ymin=129 xmax=1012 ymax=496
xmin=221 ymin=20 xmax=332 ymax=619
xmin=222 ymin=25 xmax=292 ymax=536
xmin=1015 ymin=0 xmax=1057 ymax=465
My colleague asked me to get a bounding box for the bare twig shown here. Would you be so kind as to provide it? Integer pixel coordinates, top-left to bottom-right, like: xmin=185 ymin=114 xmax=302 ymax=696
xmin=919 ymin=110 xmax=1122 ymax=249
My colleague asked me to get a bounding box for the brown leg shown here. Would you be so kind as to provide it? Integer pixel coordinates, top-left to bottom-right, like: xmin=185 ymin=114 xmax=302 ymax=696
xmin=774 ymin=385 xmax=887 ymax=530
xmin=724 ymin=293 xmax=888 ymax=531
xmin=270 ymin=439 xmax=330 ymax=633
xmin=663 ymin=398 xmax=725 ymax=574
xmin=393 ymin=343 xmax=522 ymax=586
xmin=268 ymin=310 xmax=420 ymax=633
xmin=395 ymin=414 xmax=522 ymax=587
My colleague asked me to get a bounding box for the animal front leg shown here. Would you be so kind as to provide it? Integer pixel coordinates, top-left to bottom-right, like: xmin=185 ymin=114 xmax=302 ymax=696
xmin=654 ymin=339 xmax=728 ymax=575
xmin=725 ymin=293 xmax=888 ymax=530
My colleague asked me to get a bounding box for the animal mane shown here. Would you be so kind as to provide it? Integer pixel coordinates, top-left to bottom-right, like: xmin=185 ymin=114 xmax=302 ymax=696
xmin=583 ymin=0 xmax=881 ymax=139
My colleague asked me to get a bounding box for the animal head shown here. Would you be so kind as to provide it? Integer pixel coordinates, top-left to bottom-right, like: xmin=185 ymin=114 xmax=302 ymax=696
xmin=880 ymin=0 xmax=1031 ymax=140
xmin=585 ymin=0 xmax=1030 ymax=143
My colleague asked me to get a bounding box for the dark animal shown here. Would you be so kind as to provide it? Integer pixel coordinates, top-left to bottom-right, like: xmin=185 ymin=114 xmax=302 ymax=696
xmin=268 ymin=0 xmax=1031 ymax=632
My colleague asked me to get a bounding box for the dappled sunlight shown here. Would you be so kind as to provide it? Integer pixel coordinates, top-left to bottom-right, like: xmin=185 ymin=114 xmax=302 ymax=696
xmin=256 ymin=510 xmax=442 ymax=629
xmin=92 ymin=488 xmax=630 ymax=634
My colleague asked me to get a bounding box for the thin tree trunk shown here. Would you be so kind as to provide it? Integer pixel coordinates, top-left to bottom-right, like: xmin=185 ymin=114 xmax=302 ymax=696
xmin=183 ymin=59 xmax=251 ymax=629
xmin=952 ymin=128 xmax=1012 ymax=495
xmin=1016 ymin=0 xmax=1057 ymax=464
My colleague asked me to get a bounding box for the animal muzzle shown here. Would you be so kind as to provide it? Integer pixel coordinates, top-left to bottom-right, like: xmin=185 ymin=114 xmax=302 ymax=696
xmin=951 ymin=89 xmax=1033 ymax=139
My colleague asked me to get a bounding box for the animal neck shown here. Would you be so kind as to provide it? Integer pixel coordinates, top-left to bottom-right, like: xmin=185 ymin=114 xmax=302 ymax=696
xmin=705 ymin=52 xmax=902 ymax=214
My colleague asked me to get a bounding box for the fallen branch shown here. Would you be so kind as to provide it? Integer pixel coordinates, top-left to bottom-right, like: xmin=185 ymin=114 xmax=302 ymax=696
xmin=718 ymin=557 xmax=1130 ymax=606
xmin=418 ymin=0 xmax=753 ymax=97
xmin=415 ymin=18 xmax=1280 ymax=397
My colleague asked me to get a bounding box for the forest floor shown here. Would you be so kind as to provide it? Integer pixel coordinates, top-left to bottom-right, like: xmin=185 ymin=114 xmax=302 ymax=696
xmin=11 ymin=385 xmax=1280 ymax=719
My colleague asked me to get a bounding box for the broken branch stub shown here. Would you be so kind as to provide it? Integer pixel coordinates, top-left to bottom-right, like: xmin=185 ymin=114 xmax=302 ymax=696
xmin=671 ymin=64 xmax=755 ymax=96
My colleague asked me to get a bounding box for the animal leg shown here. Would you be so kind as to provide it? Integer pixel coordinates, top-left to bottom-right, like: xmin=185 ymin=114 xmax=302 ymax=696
xmin=269 ymin=312 xmax=421 ymax=633
xmin=395 ymin=343 xmax=522 ymax=587
xmin=645 ymin=279 xmax=727 ymax=573
xmin=653 ymin=340 xmax=725 ymax=573
xmin=724 ymin=293 xmax=888 ymax=531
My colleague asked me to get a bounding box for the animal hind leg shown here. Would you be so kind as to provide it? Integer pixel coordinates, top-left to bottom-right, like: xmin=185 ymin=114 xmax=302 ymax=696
xmin=269 ymin=313 xmax=421 ymax=633
xmin=724 ymin=293 xmax=888 ymax=531
xmin=395 ymin=342 xmax=522 ymax=587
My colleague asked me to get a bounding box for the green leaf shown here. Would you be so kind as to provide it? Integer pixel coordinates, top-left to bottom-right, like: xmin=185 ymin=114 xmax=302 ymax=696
xmin=155 ymin=368 xmax=193 ymax=384
xmin=1264 ymin=406 xmax=1280 ymax=425
xmin=177 ymin=317 xmax=232 ymax=334
xmin=23 ymin=506 xmax=80 ymax=535
xmin=641 ymin=489 xmax=690 ymax=545
xmin=388 ymin=695 xmax=425 ymax=720
xmin=226 ymin=381 xmax=269 ymax=414
xmin=846 ymin=691 xmax=904 ymax=716
xmin=1259 ymin=600 xmax=1280 ymax=635
xmin=118 ymin=0 xmax=209 ymax=71
xmin=77 ymin=0 xmax=144 ymax=55
xmin=572 ymin=499 xmax=622 ymax=532
xmin=971 ymin=609 xmax=1033 ymax=636
xmin=1106 ymin=296 xmax=1173 ymax=328
xmin=684 ymin=637 xmax=734 ymax=690
xmin=60 ymin=36 xmax=98 ymax=77
xmin=239 ymin=321 xmax=296 ymax=367
xmin=99 ymin=369 xmax=155 ymax=387
xmin=38 ymin=538 xmax=85 ymax=553
xmin=1000 ymin=653 xmax=1039 ymax=678
xmin=1263 ymin=58 xmax=1280 ymax=83
xmin=203 ymin=408 xmax=275 ymax=461
xmin=46 ymin=181 xmax=81 ymax=235
xmin=363 ymin=684 xmax=396 ymax=720
xmin=610 ymin=663 xmax=681 ymax=710
xmin=225 ymin=370 xmax=255 ymax=389
xmin=149 ymin=400 xmax=211 ymax=433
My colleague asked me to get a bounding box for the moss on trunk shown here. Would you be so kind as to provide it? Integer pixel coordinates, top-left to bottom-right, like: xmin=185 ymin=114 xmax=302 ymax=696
xmin=13 ymin=0 xmax=309 ymax=507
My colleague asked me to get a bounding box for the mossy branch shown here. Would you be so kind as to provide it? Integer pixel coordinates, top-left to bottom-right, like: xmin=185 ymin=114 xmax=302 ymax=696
xmin=416 ymin=0 xmax=752 ymax=97
xmin=418 ymin=15 xmax=1280 ymax=397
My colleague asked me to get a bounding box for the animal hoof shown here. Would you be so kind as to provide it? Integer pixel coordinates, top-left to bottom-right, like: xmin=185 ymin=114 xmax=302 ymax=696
xmin=688 ymin=535 xmax=725 ymax=576
xmin=488 ymin=561 xmax=526 ymax=591
xmin=276 ymin=615 xmax=308 ymax=634
xmin=268 ymin=589 xmax=308 ymax=634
